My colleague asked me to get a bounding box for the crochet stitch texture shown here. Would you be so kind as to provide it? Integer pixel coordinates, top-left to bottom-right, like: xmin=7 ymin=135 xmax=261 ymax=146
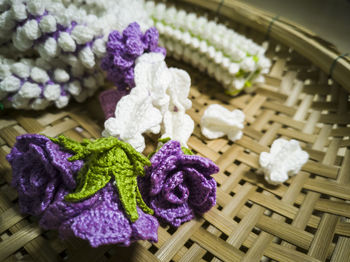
xmin=50 ymin=135 xmax=153 ymax=222
xmin=139 ymin=140 xmax=219 ymax=227
xmin=6 ymin=134 xmax=159 ymax=247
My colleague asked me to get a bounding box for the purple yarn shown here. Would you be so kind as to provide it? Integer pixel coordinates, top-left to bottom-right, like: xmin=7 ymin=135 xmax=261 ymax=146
xmin=139 ymin=141 xmax=219 ymax=227
xmin=6 ymin=134 xmax=82 ymax=216
xmin=101 ymin=22 xmax=166 ymax=90
xmin=99 ymin=88 xmax=130 ymax=119
xmin=6 ymin=134 xmax=159 ymax=247
xmin=41 ymin=183 xmax=159 ymax=247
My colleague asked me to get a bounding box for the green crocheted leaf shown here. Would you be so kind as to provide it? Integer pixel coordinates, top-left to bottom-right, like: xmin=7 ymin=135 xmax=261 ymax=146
xmin=85 ymin=137 xmax=120 ymax=153
xmin=136 ymin=186 xmax=153 ymax=215
xmin=50 ymin=135 xmax=89 ymax=161
xmin=113 ymin=168 xmax=139 ymax=222
xmin=65 ymin=167 xmax=111 ymax=202
xmin=181 ymin=147 xmax=194 ymax=155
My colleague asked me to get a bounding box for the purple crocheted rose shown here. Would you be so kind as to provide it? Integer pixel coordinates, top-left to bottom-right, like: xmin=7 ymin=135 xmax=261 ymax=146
xmin=6 ymin=134 xmax=83 ymax=216
xmin=101 ymin=22 xmax=166 ymax=90
xmin=139 ymin=141 xmax=219 ymax=227
xmin=41 ymin=183 xmax=159 ymax=247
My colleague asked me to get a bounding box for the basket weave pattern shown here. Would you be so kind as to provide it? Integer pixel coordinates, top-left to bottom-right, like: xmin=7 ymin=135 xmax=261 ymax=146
xmin=1 ymin=5 xmax=350 ymax=262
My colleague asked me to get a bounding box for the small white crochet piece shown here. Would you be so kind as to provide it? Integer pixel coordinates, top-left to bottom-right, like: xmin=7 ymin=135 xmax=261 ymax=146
xmin=259 ymin=138 xmax=309 ymax=185
xmin=201 ymin=104 xmax=244 ymax=141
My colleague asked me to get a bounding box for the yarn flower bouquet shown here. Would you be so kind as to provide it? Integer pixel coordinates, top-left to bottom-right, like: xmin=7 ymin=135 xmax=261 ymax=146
xmin=3 ymin=0 xmax=275 ymax=248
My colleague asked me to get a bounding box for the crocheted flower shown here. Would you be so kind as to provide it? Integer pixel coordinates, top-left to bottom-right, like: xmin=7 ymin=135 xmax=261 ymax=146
xmin=50 ymin=135 xmax=153 ymax=222
xmin=40 ymin=183 xmax=159 ymax=248
xmin=101 ymin=22 xmax=166 ymax=90
xmin=139 ymin=140 xmax=219 ymax=227
xmin=6 ymin=134 xmax=83 ymax=216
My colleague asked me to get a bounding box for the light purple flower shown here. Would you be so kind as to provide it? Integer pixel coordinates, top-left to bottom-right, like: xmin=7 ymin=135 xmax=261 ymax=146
xmin=139 ymin=140 xmax=219 ymax=227
xmin=6 ymin=134 xmax=82 ymax=216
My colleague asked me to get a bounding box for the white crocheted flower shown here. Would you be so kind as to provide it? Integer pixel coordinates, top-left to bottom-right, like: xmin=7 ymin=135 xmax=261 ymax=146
xmin=103 ymin=86 xmax=162 ymax=152
xmin=0 ymin=75 xmax=21 ymax=92
xmin=201 ymin=104 xmax=245 ymax=141
xmin=103 ymin=52 xmax=194 ymax=151
xmin=259 ymin=138 xmax=309 ymax=185
xmin=18 ymin=82 xmax=41 ymax=98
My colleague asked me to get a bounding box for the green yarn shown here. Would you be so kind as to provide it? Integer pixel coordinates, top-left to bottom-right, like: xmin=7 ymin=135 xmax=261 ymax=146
xmin=50 ymin=135 xmax=153 ymax=222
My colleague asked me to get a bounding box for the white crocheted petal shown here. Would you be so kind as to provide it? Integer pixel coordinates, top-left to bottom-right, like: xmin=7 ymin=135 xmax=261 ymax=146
xmin=259 ymin=138 xmax=309 ymax=185
xmin=240 ymin=57 xmax=256 ymax=72
xmin=54 ymin=68 xmax=70 ymax=83
xmin=103 ymin=86 xmax=162 ymax=152
xmin=200 ymin=104 xmax=245 ymax=141
xmin=23 ymin=19 xmax=41 ymax=40
xmin=43 ymin=84 xmax=61 ymax=101
xmin=71 ymin=25 xmax=94 ymax=45
xmin=18 ymin=82 xmax=41 ymax=98
xmin=31 ymin=98 xmax=51 ymax=110
xmin=13 ymin=27 xmax=33 ymax=51
xmin=55 ymin=95 xmax=69 ymax=108
xmin=58 ymin=32 xmax=76 ymax=52
xmin=83 ymin=76 xmax=96 ymax=89
xmin=27 ymin=0 xmax=45 ymax=16
xmin=92 ymin=38 xmax=106 ymax=57
xmin=134 ymin=52 xmax=170 ymax=111
xmin=39 ymin=15 xmax=57 ymax=33
xmin=162 ymin=111 xmax=194 ymax=147
xmin=79 ymin=46 xmax=95 ymax=68
xmin=0 ymin=75 xmax=21 ymax=92
xmin=30 ymin=67 xmax=49 ymax=83
xmin=11 ymin=94 xmax=30 ymax=109
xmin=0 ymin=63 xmax=11 ymax=79
xmin=168 ymin=68 xmax=192 ymax=111
xmin=11 ymin=62 xmax=30 ymax=78
xmin=11 ymin=2 xmax=27 ymax=21
xmin=39 ymin=37 xmax=59 ymax=58
xmin=67 ymin=80 xmax=82 ymax=96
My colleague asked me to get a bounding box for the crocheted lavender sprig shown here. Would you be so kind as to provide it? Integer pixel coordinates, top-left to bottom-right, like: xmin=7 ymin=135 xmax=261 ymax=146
xmin=139 ymin=140 xmax=219 ymax=227
xmin=101 ymin=22 xmax=166 ymax=90
xmin=6 ymin=134 xmax=159 ymax=247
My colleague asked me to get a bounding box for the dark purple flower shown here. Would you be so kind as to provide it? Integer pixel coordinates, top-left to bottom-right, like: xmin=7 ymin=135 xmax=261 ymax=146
xmin=41 ymin=183 xmax=158 ymax=247
xmin=6 ymin=134 xmax=83 ymax=216
xmin=139 ymin=141 xmax=219 ymax=227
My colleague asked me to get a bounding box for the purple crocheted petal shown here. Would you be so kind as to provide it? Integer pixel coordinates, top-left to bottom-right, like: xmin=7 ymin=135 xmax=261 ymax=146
xmin=180 ymin=154 xmax=219 ymax=177
xmin=153 ymin=46 xmax=167 ymax=57
xmin=122 ymin=22 xmax=143 ymax=39
xmin=46 ymin=141 xmax=82 ymax=190
xmin=130 ymin=207 xmax=159 ymax=243
xmin=113 ymin=54 xmax=134 ymax=69
xmin=123 ymin=66 xmax=135 ymax=87
xmin=10 ymin=134 xmax=50 ymax=154
xmin=99 ymin=88 xmax=130 ymax=120
xmin=149 ymin=140 xmax=183 ymax=171
xmin=125 ymin=37 xmax=144 ymax=57
xmin=40 ymin=187 xmax=102 ymax=230
xmin=67 ymin=199 xmax=132 ymax=248
xmin=107 ymin=40 xmax=125 ymax=54
xmin=163 ymin=170 xmax=189 ymax=204
xmin=150 ymin=197 xmax=194 ymax=227
xmin=18 ymin=178 xmax=57 ymax=216
xmin=142 ymin=27 xmax=159 ymax=50
xmin=191 ymin=182 xmax=216 ymax=215
xmin=149 ymin=155 xmax=179 ymax=196
xmin=108 ymin=30 xmax=123 ymax=43
xmin=184 ymin=167 xmax=217 ymax=208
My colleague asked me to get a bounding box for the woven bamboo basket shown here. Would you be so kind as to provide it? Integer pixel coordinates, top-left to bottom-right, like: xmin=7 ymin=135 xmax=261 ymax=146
xmin=1 ymin=0 xmax=350 ymax=261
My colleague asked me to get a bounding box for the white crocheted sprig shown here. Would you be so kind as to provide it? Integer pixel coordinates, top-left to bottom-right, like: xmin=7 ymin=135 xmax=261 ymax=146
xmin=103 ymin=52 xmax=194 ymax=152
xmin=145 ymin=2 xmax=271 ymax=95
xmin=201 ymin=104 xmax=245 ymax=141
xmin=0 ymin=0 xmax=152 ymax=110
xmin=259 ymin=138 xmax=309 ymax=185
